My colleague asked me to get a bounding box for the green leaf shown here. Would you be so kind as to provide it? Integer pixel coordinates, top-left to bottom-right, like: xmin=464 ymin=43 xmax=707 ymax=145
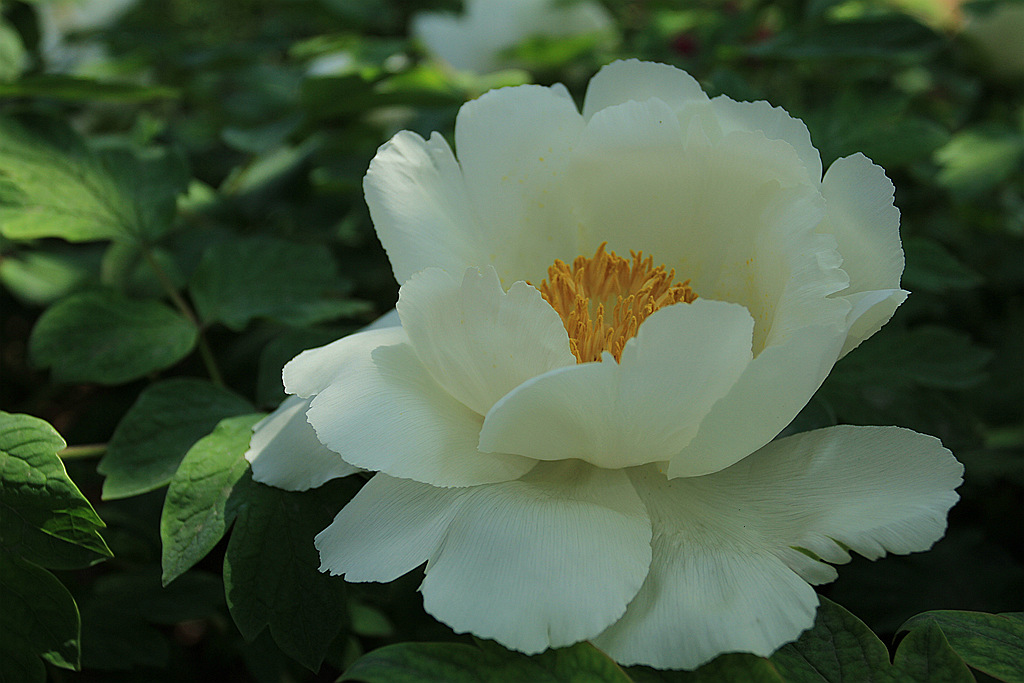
xmin=341 ymin=640 xmax=633 ymax=683
xmin=224 ymin=475 xmax=358 ymax=671
xmin=0 ymin=116 xmax=187 ymax=242
xmin=0 ymin=411 xmax=111 ymax=569
xmin=899 ymin=611 xmax=1024 ymax=682
xmin=188 ymin=235 xmax=368 ymax=331
xmin=28 ymin=289 xmax=198 ymax=385
xmin=0 ymin=245 xmax=100 ymax=306
xmin=99 ymin=379 xmax=253 ymax=499
xmin=748 ymin=15 xmax=942 ymax=60
xmin=935 ymin=127 xmax=1024 ymax=199
xmin=769 ymin=597 xmax=893 ymax=682
xmin=160 ymin=413 xmax=264 ymax=585
xmin=0 ymin=75 xmax=179 ymax=102
xmin=628 ymin=653 xmax=785 ymax=682
xmin=893 ymin=621 xmax=975 ymax=683
xmin=903 ymin=237 xmax=983 ymax=293
xmin=0 ymin=554 xmax=81 ymax=681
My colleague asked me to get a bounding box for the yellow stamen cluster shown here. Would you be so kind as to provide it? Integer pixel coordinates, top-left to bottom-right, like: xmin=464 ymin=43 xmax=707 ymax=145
xmin=536 ymin=243 xmax=696 ymax=363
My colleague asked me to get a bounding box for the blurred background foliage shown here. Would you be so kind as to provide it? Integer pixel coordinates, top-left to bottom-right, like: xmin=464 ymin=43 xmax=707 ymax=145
xmin=0 ymin=0 xmax=1021 ymax=681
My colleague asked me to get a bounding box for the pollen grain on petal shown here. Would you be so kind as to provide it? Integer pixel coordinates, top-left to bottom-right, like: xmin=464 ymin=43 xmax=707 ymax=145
xmin=536 ymin=243 xmax=696 ymax=363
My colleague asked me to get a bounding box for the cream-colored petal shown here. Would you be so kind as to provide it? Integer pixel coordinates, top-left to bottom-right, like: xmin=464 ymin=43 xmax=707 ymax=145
xmin=306 ymin=339 xmax=536 ymax=487
xmin=454 ymin=82 xmax=585 ymax=285
xmin=599 ymin=428 xmax=960 ymax=668
xmin=316 ymin=473 xmax=459 ymax=581
xmin=282 ymin=327 xmax=407 ymax=399
xmin=364 ymin=130 xmax=484 ymax=285
xmin=420 ymin=462 xmax=651 ymax=654
xmin=479 ymin=299 xmax=754 ymax=469
xmin=245 ymin=395 xmax=359 ymax=491
xmin=710 ymin=95 xmax=822 ymax=182
xmin=667 ymin=321 xmax=846 ymax=478
xmin=581 ymin=59 xmax=708 ymax=120
xmin=397 ymin=266 xmax=575 ymax=415
xmin=594 ymin=468 xmax=818 ymax=669
xmin=819 ymin=153 xmax=906 ymax=354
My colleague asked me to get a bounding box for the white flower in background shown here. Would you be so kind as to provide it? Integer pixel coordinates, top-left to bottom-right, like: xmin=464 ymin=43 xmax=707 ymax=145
xmin=247 ymin=60 xmax=963 ymax=669
xmin=411 ymin=0 xmax=614 ymax=73
xmin=37 ymin=0 xmax=137 ymax=73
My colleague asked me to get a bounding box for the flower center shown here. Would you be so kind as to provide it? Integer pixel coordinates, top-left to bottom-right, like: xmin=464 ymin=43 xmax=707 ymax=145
xmin=536 ymin=243 xmax=696 ymax=364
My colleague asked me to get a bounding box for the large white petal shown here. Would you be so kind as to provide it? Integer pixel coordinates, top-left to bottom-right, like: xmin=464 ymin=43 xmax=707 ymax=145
xmin=597 ymin=425 xmax=962 ymax=669
xmin=454 ymin=82 xmax=585 ymax=285
xmin=317 ymin=473 xmax=459 ymax=582
xmin=710 ymin=95 xmax=822 ymax=183
xmin=819 ymin=153 xmax=907 ymax=355
xmin=245 ymin=395 xmax=359 ymax=491
xmin=666 ymin=321 xmax=845 ymax=478
xmin=582 ymin=59 xmax=708 ymax=120
xmin=364 ymin=130 xmax=484 ymax=285
xmin=397 ymin=266 xmax=575 ymax=415
xmin=479 ymin=299 xmax=754 ymax=469
xmin=306 ymin=338 xmax=535 ymax=487
xmin=283 ymin=326 xmax=406 ymax=399
xmin=420 ymin=461 xmax=651 ymax=654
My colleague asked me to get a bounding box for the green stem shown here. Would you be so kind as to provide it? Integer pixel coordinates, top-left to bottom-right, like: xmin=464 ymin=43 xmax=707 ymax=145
xmin=141 ymin=246 xmax=225 ymax=387
xmin=59 ymin=443 xmax=107 ymax=460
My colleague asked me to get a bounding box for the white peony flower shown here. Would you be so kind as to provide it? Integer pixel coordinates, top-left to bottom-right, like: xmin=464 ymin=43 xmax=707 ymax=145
xmin=247 ymin=60 xmax=963 ymax=670
xmin=411 ymin=0 xmax=614 ymax=73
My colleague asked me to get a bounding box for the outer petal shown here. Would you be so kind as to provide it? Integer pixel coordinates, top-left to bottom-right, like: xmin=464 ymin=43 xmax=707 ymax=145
xmin=245 ymin=395 xmax=359 ymax=491
xmin=421 ymin=461 xmax=652 ymax=654
xmin=818 ymin=153 xmax=908 ymax=355
xmin=709 ymin=96 xmax=822 ymax=183
xmin=317 ymin=473 xmax=459 ymax=582
xmin=305 ymin=334 xmax=536 ymax=487
xmin=397 ymin=266 xmax=575 ymax=416
xmin=283 ymin=325 xmax=407 ymax=399
xmin=582 ymin=59 xmax=708 ymax=120
xmin=364 ymin=130 xmax=484 ymax=285
xmin=479 ymin=299 xmax=754 ymax=468
xmin=596 ymin=425 xmax=962 ymax=669
xmin=454 ymin=82 xmax=585 ymax=285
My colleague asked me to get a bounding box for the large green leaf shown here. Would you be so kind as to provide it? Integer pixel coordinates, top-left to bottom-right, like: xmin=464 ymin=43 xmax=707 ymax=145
xmin=160 ymin=413 xmax=264 ymax=585
xmin=0 ymin=554 xmax=81 ymax=682
xmin=769 ymin=597 xmax=893 ymax=682
xmin=893 ymin=621 xmax=975 ymax=683
xmin=341 ymin=640 xmax=633 ymax=683
xmin=224 ymin=475 xmax=358 ymax=671
xmin=0 ymin=75 xmax=179 ymax=102
xmin=0 ymin=116 xmax=187 ymax=242
xmin=28 ymin=289 xmax=198 ymax=385
xmin=0 ymin=411 xmax=111 ymax=569
xmin=628 ymin=654 xmax=785 ymax=682
xmin=99 ymin=379 xmax=253 ymax=499
xmin=188 ymin=235 xmax=368 ymax=331
xmin=899 ymin=611 xmax=1024 ymax=682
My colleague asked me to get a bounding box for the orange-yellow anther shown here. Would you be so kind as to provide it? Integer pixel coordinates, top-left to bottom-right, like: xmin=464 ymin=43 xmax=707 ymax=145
xmin=536 ymin=243 xmax=696 ymax=363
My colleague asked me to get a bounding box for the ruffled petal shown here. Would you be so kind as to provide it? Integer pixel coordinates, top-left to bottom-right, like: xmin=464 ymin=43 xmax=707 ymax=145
xmin=479 ymin=299 xmax=754 ymax=468
xmin=710 ymin=96 xmax=822 ymax=183
xmin=306 ymin=336 xmax=536 ymax=487
xmin=454 ymin=82 xmax=586 ymax=285
xmin=420 ymin=461 xmax=651 ymax=654
xmin=245 ymin=395 xmax=359 ymax=491
xmin=398 ymin=266 xmax=575 ymax=415
xmin=283 ymin=326 xmax=406 ymax=399
xmin=582 ymin=59 xmax=708 ymax=120
xmin=364 ymin=130 xmax=484 ymax=285
xmin=316 ymin=473 xmax=459 ymax=581
xmin=818 ymin=153 xmax=907 ymax=355
xmin=597 ymin=425 xmax=962 ymax=669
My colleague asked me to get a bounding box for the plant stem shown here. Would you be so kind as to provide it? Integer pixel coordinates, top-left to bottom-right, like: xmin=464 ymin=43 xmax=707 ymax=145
xmin=59 ymin=443 xmax=107 ymax=460
xmin=141 ymin=246 xmax=225 ymax=387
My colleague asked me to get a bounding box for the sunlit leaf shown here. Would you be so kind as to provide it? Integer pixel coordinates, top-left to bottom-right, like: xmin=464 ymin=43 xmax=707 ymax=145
xmin=0 ymin=411 xmax=111 ymax=569
xmin=99 ymin=379 xmax=253 ymax=499
xmin=161 ymin=413 xmax=264 ymax=585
